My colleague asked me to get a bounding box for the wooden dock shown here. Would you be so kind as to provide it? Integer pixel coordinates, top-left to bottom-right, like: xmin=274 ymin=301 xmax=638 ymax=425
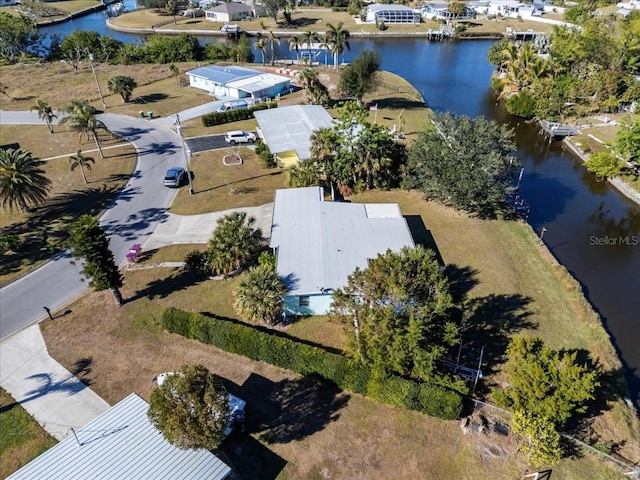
xmin=539 ymin=120 xmax=579 ymax=140
xmin=506 ymin=27 xmax=545 ymax=41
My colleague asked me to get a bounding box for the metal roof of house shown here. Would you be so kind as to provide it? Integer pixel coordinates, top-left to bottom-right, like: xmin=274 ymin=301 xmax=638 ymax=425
xmin=269 ymin=187 xmax=415 ymax=295
xmin=207 ymin=2 xmax=252 ymax=13
xmin=254 ymin=105 xmax=333 ymax=159
xmin=226 ymin=73 xmax=291 ymax=94
xmin=368 ymin=3 xmax=415 ymax=11
xmin=7 ymin=393 xmax=231 ymax=480
xmin=186 ymin=65 xmax=260 ymax=84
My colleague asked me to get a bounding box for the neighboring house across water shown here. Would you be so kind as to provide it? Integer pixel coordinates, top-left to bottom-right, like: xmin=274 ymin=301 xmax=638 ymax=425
xmin=365 ymin=3 xmax=421 ymax=23
xmin=186 ymin=65 xmax=291 ymax=100
xmin=7 ymin=393 xmax=232 ymax=480
xmin=205 ymin=2 xmax=253 ymax=22
xmin=254 ymin=105 xmax=333 ymax=167
xmin=269 ymin=187 xmax=415 ymax=316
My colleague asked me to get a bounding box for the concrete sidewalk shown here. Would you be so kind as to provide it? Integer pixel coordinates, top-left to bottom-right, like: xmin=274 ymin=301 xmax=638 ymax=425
xmin=142 ymin=203 xmax=274 ymax=251
xmin=0 ymin=326 xmax=110 ymax=441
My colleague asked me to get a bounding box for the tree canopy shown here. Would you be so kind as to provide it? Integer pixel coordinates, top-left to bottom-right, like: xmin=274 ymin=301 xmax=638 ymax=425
xmin=0 ymin=13 xmax=39 ymax=63
xmin=234 ymin=264 xmax=287 ymax=325
xmin=0 ymin=148 xmax=51 ymax=212
xmin=404 ymin=112 xmax=519 ymax=217
xmin=330 ymin=246 xmax=459 ymax=384
xmin=489 ymin=16 xmax=640 ymax=118
xmin=495 ymin=336 xmax=599 ymax=428
xmin=147 ymin=365 xmax=230 ymax=450
xmin=207 ymin=212 xmax=263 ymax=276
xmin=107 ymin=75 xmax=137 ymax=103
xmin=338 ymin=50 xmax=381 ymax=101
xmin=617 ymin=119 xmax=640 ymax=166
xmin=67 ymin=214 xmax=124 ymax=306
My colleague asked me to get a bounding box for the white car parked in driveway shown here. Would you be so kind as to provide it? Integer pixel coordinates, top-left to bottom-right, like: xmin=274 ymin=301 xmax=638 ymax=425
xmin=224 ymin=130 xmax=256 ymax=145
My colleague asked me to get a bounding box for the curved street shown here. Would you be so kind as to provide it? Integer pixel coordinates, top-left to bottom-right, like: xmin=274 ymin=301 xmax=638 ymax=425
xmin=0 ymin=111 xmax=184 ymax=339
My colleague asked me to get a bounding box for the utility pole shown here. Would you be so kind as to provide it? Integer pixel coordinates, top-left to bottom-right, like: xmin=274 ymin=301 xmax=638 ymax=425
xmin=85 ymin=48 xmax=106 ymax=110
xmin=175 ymin=115 xmax=194 ymax=195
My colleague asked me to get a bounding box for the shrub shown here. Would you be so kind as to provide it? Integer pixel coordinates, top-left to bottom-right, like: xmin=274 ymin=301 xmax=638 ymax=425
xmin=161 ymin=307 xmax=463 ymax=420
xmin=201 ymin=101 xmax=277 ymax=127
xmin=506 ymin=91 xmax=537 ymax=118
xmin=184 ymin=250 xmax=209 ymax=275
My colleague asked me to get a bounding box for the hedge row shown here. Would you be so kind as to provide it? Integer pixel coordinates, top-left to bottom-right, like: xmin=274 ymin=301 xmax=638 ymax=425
xmin=201 ymin=101 xmax=278 ymax=127
xmin=161 ymin=307 xmax=463 ymax=420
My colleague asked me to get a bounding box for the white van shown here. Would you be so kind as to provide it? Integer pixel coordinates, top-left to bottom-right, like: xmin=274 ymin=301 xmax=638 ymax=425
xmin=217 ymin=100 xmax=250 ymax=113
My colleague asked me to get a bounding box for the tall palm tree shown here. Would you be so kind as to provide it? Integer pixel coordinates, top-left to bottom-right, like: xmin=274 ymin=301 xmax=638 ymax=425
xmin=69 ymin=150 xmax=95 ymax=184
xmin=254 ymin=38 xmax=267 ymax=65
xmin=298 ymin=67 xmax=319 ymax=89
xmin=310 ymin=127 xmax=340 ymax=199
xmin=288 ymin=159 xmax=320 ymax=187
xmin=318 ymin=33 xmax=331 ymax=67
xmin=0 ymin=148 xmax=52 ymax=212
xmin=325 ymin=22 xmax=350 ymax=71
xmin=301 ymin=29 xmax=319 ymax=65
xmin=266 ymin=31 xmax=280 ymax=66
xmin=169 ymin=63 xmax=180 ymax=85
xmin=288 ymin=34 xmax=302 ymax=64
xmin=59 ymin=101 xmax=105 ymax=159
xmin=234 ymin=265 xmax=286 ymax=325
xmin=31 ymin=99 xmax=57 ymax=134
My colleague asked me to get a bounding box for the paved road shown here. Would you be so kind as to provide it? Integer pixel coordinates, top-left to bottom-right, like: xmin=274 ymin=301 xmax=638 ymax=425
xmin=0 ymin=112 xmax=185 ymax=339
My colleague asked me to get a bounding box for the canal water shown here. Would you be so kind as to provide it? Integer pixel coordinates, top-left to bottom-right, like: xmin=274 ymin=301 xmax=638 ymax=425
xmin=37 ymin=19 xmax=640 ymax=408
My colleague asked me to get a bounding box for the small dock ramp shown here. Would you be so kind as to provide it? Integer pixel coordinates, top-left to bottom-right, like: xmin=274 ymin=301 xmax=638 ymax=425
xmin=539 ymin=120 xmax=579 ymax=141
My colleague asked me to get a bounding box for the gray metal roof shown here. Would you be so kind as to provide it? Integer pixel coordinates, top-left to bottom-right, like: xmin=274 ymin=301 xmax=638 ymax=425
xmin=207 ymin=2 xmax=252 ymax=13
xmin=7 ymin=393 xmax=231 ymax=480
xmin=254 ymin=105 xmax=333 ymax=159
xmin=270 ymin=187 xmax=415 ymax=295
xmin=186 ymin=65 xmax=260 ymax=85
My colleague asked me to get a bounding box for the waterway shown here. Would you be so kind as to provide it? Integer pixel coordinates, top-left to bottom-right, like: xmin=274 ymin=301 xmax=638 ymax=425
xmin=37 ymin=18 xmax=640 ymax=409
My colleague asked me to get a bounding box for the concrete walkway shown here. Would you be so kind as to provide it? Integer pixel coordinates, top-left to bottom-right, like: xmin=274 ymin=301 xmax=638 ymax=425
xmin=142 ymin=203 xmax=274 ymax=251
xmin=0 ymin=326 xmax=110 ymax=441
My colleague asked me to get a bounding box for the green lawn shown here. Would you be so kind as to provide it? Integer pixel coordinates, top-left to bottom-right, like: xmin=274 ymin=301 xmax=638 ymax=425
xmin=0 ymin=388 xmax=57 ymax=479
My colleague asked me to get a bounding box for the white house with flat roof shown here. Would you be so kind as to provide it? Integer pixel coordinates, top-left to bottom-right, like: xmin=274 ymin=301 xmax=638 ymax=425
xmin=254 ymin=105 xmax=334 ymax=167
xmin=270 ymin=187 xmax=415 ymax=316
xmin=186 ymin=65 xmax=291 ymax=100
xmin=7 ymin=393 xmax=232 ymax=480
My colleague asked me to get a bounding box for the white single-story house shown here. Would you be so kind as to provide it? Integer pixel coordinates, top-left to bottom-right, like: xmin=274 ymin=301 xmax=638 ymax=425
xmin=205 ymin=1 xmax=253 ymax=22
xmin=365 ymin=3 xmax=421 ymax=23
xmin=186 ymin=65 xmax=291 ymax=100
xmin=269 ymin=187 xmax=415 ymax=316
xmin=421 ymin=2 xmax=477 ymax=20
xmin=254 ymin=105 xmax=333 ymax=167
xmin=7 ymin=393 xmax=232 ymax=480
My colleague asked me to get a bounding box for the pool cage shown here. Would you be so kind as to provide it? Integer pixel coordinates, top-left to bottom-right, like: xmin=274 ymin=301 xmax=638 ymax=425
xmin=367 ymin=5 xmax=421 ymax=24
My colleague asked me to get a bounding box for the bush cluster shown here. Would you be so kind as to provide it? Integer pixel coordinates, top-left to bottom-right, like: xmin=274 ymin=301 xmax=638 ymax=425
xmin=201 ymin=102 xmax=277 ymax=127
xmin=161 ymin=307 xmax=463 ymax=420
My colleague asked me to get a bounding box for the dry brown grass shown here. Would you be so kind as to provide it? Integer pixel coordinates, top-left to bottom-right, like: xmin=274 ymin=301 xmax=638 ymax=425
xmin=0 ymin=62 xmax=203 ymax=113
xmin=40 ymin=263 xmax=627 ymax=480
xmin=169 ymin=148 xmax=287 ymax=214
xmin=0 ymin=125 xmax=136 ymax=285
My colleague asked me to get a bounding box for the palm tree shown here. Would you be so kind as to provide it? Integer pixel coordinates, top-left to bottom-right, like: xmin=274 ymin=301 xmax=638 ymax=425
xmin=169 ymin=63 xmax=180 ymax=85
xmin=107 ymin=75 xmax=137 ymax=103
xmin=0 ymin=148 xmax=52 ymax=212
xmin=69 ymin=150 xmax=95 ymax=184
xmin=288 ymin=159 xmax=321 ymax=187
xmin=31 ymin=99 xmax=57 ymax=134
xmin=288 ymin=34 xmax=302 ymax=64
xmin=325 ymin=22 xmax=350 ymax=70
xmin=254 ymin=38 xmax=267 ymax=65
xmin=298 ymin=67 xmax=319 ymax=89
xmin=310 ymin=127 xmax=340 ymax=199
xmin=266 ymin=31 xmax=280 ymax=66
xmin=318 ymin=33 xmax=331 ymax=67
xmin=234 ymin=265 xmax=286 ymax=325
xmin=59 ymin=101 xmax=105 ymax=159
xmin=207 ymin=212 xmax=263 ymax=277
xmin=301 ymin=29 xmax=319 ymax=65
